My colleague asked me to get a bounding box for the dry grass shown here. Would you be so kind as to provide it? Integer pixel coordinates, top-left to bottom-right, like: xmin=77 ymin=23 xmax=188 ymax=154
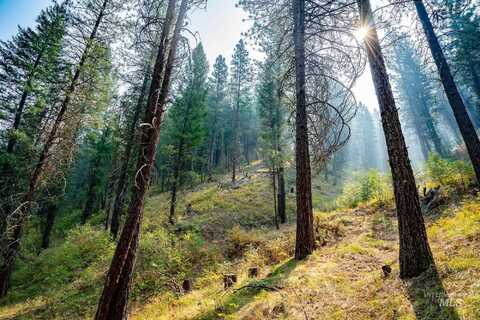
xmin=0 ymin=167 xmax=479 ymax=320
xmin=132 ymin=196 xmax=480 ymax=320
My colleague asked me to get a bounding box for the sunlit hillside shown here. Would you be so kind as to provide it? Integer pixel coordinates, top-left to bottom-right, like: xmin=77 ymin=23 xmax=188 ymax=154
xmin=0 ymin=159 xmax=479 ymax=319
xmin=1 ymin=0 xmax=480 ymax=319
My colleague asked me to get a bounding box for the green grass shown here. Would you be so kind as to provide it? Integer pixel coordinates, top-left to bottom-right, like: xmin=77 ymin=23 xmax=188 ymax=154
xmin=0 ymin=167 xmax=479 ymax=319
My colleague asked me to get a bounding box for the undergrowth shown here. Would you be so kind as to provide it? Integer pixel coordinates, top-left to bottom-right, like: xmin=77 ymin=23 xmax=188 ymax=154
xmin=0 ymin=158 xmax=478 ymax=319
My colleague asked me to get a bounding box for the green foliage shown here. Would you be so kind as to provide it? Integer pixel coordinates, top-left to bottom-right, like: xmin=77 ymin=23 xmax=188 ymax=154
xmin=257 ymin=54 xmax=286 ymax=169
xmin=337 ymin=169 xmax=393 ymax=208
xmin=157 ymin=43 xmax=209 ymax=195
xmin=134 ymin=228 xmax=222 ymax=299
xmin=425 ymin=153 xmax=474 ymax=187
xmin=8 ymin=225 xmax=114 ymax=304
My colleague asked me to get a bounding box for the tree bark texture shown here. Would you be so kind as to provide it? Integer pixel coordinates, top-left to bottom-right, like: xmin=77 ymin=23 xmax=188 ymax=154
xmin=358 ymin=0 xmax=434 ymax=279
xmin=293 ymin=0 xmax=315 ymax=260
xmin=95 ymin=1 xmax=188 ymax=318
xmin=110 ymin=63 xmax=151 ymax=239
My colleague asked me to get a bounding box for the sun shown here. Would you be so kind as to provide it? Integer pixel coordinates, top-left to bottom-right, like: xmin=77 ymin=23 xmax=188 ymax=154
xmin=355 ymin=26 xmax=370 ymax=41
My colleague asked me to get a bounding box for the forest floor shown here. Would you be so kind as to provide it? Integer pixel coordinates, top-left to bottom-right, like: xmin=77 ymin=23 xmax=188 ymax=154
xmin=131 ymin=196 xmax=480 ymax=320
xmin=0 ymin=163 xmax=479 ymax=319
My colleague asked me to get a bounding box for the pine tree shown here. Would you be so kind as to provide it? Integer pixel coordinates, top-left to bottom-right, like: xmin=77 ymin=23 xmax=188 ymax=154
xmin=257 ymin=55 xmax=287 ymax=227
xmin=110 ymin=52 xmax=156 ymax=239
xmin=95 ymin=0 xmax=189 ymax=317
xmin=414 ymin=0 xmax=480 ymax=182
xmin=439 ymin=1 xmax=480 ymax=110
xmin=0 ymin=2 xmax=68 ymax=239
xmin=206 ymin=55 xmax=228 ymax=177
xmin=358 ymin=0 xmax=434 ymax=278
xmin=391 ymin=36 xmax=447 ymax=158
xmin=229 ymin=40 xmax=251 ymax=183
xmin=0 ymin=3 xmax=67 ymax=154
xmin=81 ymin=127 xmax=114 ymax=224
xmin=166 ymin=43 xmax=209 ymax=224
xmin=293 ymin=0 xmax=315 ymax=260
xmin=0 ymin=0 xmax=112 ymax=297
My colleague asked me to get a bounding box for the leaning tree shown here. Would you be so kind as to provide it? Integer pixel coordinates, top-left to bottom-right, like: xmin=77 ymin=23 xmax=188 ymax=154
xmin=357 ymin=0 xmax=434 ymax=278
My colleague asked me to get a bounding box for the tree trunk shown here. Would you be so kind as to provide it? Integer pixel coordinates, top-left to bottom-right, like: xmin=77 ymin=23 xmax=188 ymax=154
xmin=358 ymin=0 xmax=434 ymax=279
xmin=272 ymin=166 xmax=279 ymax=230
xmin=110 ymin=64 xmax=151 ymax=239
xmin=277 ymin=165 xmax=287 ymax=224
xmin=414 ymin=0 xmax=480 ymax=182
xmin=293 ymin=0 xmax=315 ymax=260
xmin=0 ymin=0 xmax=109 ymax=297
xmin=232 ymin=105 xmax=240 ymax=183
xmin=169 ymin=140 xmax=184 ymax=225
xmin=95 ymin=1 xmax=187 ymax=318
xmin=82 ymin=179 xmax=97 ymax=224
xmin=41 ymin=202 xmax=57 ymax=249
xmin=6 ymin=51 xmax=44 ymax=153
xmin=207 ymin=88 xmax=221 ymax=178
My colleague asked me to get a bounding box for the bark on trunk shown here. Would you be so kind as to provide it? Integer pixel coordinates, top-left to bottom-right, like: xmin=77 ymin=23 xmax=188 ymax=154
xmin=414 ymin=0 xmax=480 ymax=182
xmin=232 ymin=103 xmax=240 ymax=183
xmin=95 ymin=1 xmax=187 ymax=318
xmin=358 ymin=0 xmax=434 ymax=279
xmin=169 ymin=140 xmax=184 ymax=225
xmin=0 ymin=0 xmax=109 ymax=297
xmin=110 ymin=64 xmax=151 ymax=239
xmin=277 ymin=165 xmax=286 ymax=224
xmin=207 ymin=86 xmax=221 ymax=178
xmin=272 ymin=166 xmax=279 ymax=230
xmin=293 ymin=0 xmax=315 ymax=260
xmin=41 ymin=202 xmax=57 ymax=249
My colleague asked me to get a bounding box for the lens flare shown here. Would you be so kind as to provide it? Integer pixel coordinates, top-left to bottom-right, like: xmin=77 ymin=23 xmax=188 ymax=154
xmin=355 ymin=26 xmax=370 ymax=41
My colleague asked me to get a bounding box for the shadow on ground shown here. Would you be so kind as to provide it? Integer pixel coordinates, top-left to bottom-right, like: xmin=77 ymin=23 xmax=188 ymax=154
xmin=192 ymin=258 xmax=300 ymax=320
xmin=406 ymin=267 xmax=461 ymax=320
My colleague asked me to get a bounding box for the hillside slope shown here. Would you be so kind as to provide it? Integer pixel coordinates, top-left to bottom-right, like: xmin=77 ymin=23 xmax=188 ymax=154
xmin=132 ymin=197 xmax=480 ymax=320
xmin=0 ymin=169 xmax=479 ymax=319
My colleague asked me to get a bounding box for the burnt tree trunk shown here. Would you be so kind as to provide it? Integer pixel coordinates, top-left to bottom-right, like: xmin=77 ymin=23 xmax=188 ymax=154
xmin=0 ymin=0 xmax=109 ymax=297
xmin=110 ymin=63 xmax=151 ymax=239
xmin=95 ymin=1 xmax=188 ymax=318
xmin=293 ymin=0 xmax=315 ymax=260
xmin=414 ymin=0 xmax=480 ymax=182
xmin=358 ymin=0 xmax=434 ymax=279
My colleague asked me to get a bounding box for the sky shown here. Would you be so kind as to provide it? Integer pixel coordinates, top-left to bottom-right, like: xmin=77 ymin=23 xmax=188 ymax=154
xmin=0 ymin=0 xmax=378 ymax=109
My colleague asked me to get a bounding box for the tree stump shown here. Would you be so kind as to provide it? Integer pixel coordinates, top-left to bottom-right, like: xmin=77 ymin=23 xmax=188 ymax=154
xmin=223 ymin=274 xmax=237 ymax=289
xmin=182 ymin=279 xmax=192 ymax=293
xmin=248 ymin=267 xmax=259 ymax=278
xmin=382 ymin=265 xmax=392 ymax=278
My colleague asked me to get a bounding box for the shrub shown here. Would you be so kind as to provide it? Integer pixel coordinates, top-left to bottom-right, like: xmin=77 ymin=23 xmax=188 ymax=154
xmin=9 ymin=225 xmax=114 ymax=305
xmin=426 ymin=153 xmax=474 ymax=188
xmin=337 ymin=170 xmax=392 ymax=208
